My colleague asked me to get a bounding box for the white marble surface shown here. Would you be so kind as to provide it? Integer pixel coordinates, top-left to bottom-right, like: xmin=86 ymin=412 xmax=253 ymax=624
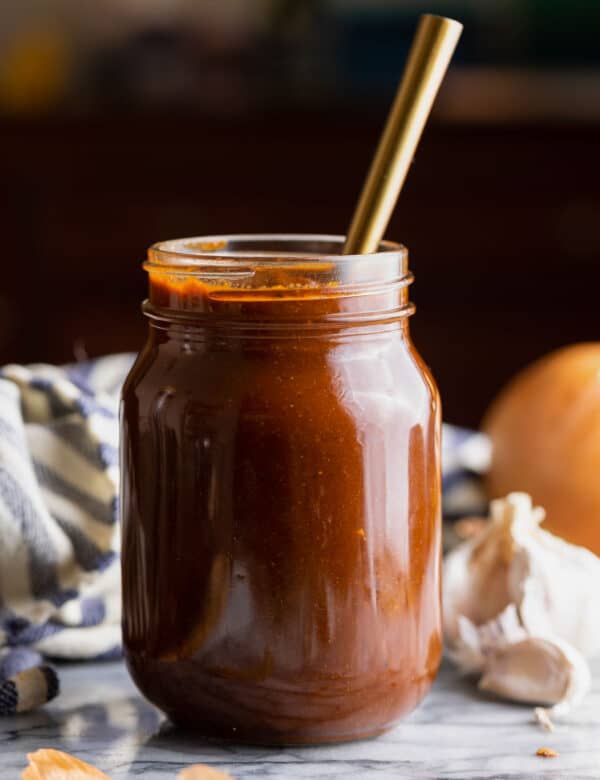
xmin=3 ymin=659 xmax=600 ymax=779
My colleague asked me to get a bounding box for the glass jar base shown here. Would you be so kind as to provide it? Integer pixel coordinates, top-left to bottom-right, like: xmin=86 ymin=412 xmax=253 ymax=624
xmin=126 ymin=654 xmax=438 ymax=746
xmin=165 ymin=718 xmax=396 ymax=746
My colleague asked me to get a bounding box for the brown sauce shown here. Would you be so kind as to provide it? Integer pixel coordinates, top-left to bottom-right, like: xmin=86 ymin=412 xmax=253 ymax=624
xmin=120 ymin=265 xmax=442 ymax=744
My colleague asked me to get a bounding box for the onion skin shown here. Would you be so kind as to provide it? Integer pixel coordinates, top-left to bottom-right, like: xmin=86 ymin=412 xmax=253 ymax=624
xmin=483 ymin=343 xmax=600 ymax=554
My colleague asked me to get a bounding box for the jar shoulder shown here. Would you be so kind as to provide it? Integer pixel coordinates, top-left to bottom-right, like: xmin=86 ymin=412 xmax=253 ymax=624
xmin=122 ymin=333 xmax=439 ymax=421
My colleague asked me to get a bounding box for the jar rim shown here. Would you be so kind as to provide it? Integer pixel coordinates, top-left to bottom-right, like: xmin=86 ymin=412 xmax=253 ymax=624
xmin=147 ymin=234 xmax=407 ymax=268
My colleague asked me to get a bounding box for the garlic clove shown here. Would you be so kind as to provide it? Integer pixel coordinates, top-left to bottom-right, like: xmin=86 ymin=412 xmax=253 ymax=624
xmin=449 ymin=605 xmax=527 ymax=675
xmin=478 ymin=635 xmax=591 ymax=711
xmin=443 ymin=499 xmax=524 ymax=643
xmin=450 ymin=607 xmax=591 ymax=713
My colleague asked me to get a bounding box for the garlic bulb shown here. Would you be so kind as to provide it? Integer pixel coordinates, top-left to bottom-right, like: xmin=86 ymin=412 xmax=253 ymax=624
xmin=444 ymin=492 xmax=600 ymax=716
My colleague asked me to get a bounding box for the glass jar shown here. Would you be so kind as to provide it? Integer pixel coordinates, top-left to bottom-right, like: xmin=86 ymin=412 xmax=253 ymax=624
xmin=120 ymin=234 xmax=441 ymax=744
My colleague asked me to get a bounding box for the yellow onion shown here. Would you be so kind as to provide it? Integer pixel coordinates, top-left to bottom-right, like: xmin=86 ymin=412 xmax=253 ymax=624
xmin=483 ymin=343 xmax=600 ymax=553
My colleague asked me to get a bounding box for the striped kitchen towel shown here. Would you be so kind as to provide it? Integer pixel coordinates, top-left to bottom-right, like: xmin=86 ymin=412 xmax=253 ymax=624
xmin=0 ymin=354 xmax=133 ymax=714
xmin=0 ymin=353 xmax=487 ymax=714
xmin=442 ymin=425 xmax=489 ymax=519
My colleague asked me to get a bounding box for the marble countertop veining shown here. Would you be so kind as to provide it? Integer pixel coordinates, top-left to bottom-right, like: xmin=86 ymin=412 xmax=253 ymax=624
xmin=2 ymin=659 xmax=600 ymax=780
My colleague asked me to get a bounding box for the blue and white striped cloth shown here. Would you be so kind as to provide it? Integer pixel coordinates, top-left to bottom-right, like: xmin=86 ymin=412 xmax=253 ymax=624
xmin=0 ymin=354 xmax=487 ymax=714
xmin=0 ymin=355 xmax=133 ymax=713
xmin=442 ymin=425 xmax=489 ymax=519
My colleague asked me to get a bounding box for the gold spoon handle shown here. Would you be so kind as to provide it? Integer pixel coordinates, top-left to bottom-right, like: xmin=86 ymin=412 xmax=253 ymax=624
xmin=343 ymin=14 xmax=463 ymax=255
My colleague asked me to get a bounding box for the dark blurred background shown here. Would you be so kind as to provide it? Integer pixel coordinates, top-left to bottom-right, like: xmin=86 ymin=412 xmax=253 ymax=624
xmin=1 ymin=0 xmax=599 ymax=427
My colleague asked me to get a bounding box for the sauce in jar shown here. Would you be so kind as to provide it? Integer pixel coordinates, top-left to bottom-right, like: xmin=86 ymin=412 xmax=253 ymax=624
xmin=121 ymin=235 xmax=441 ymax=744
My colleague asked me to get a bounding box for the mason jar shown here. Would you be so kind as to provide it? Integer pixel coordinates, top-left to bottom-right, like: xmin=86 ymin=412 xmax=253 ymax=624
xmin=120 ymin=234 xmax=441 ymax=744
